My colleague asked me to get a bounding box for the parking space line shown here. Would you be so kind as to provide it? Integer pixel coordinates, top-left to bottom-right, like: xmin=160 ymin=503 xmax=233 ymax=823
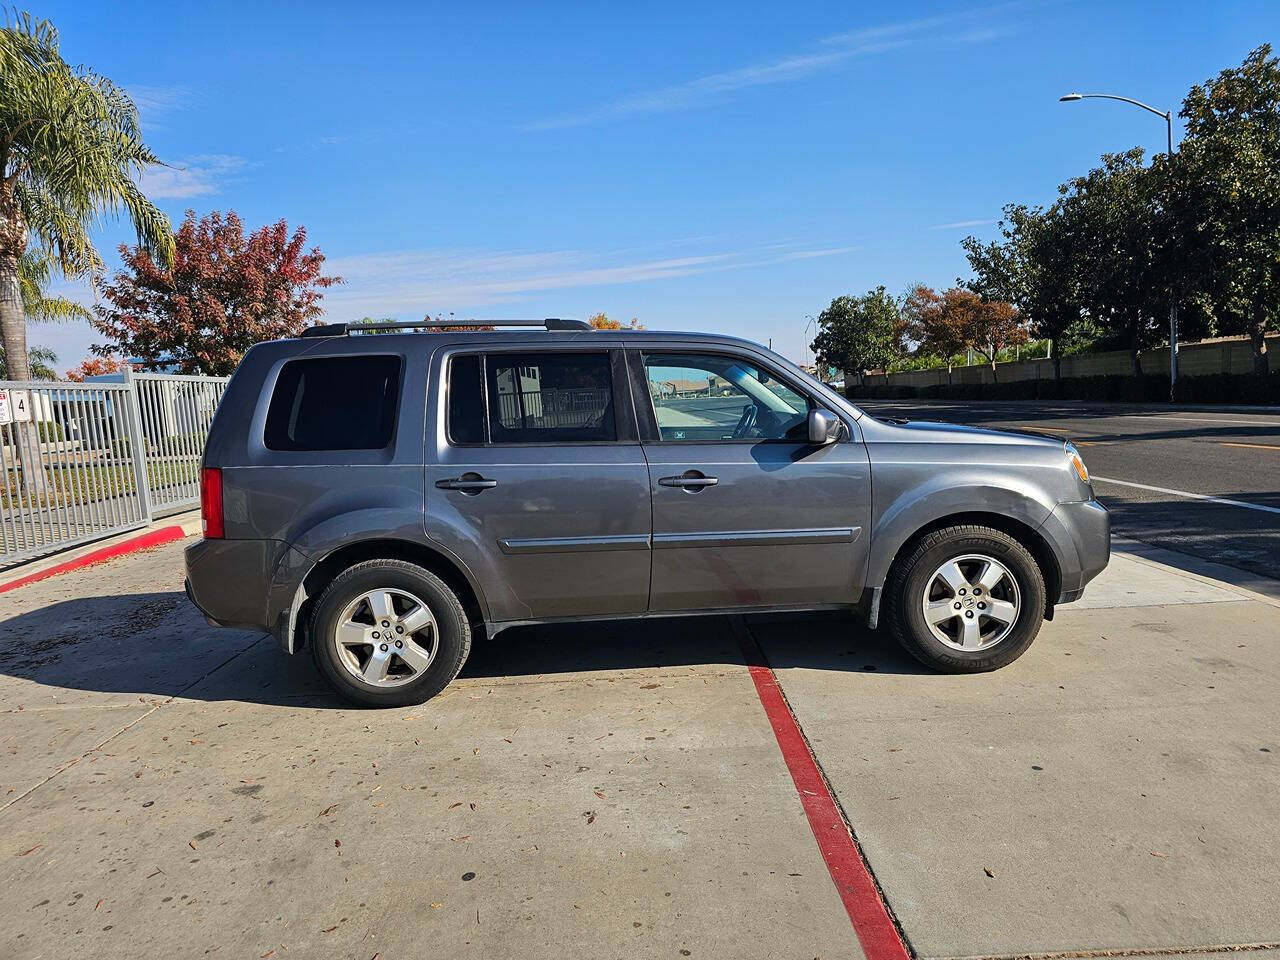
xmin=1092 ymin=476 xmax=1280 ymax=515
xmin=732 ymin=617 xmax=910 ymax=960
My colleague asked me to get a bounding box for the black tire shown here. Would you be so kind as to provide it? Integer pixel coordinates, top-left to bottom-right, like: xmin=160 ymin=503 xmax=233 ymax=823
xmin=887 ymin=525 xmax=1046 ymax=673
xmin=309 ymin=559 xmax=471 ymax=707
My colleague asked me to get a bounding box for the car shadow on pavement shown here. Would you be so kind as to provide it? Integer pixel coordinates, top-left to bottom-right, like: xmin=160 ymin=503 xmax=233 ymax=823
xmin=0 ymin=590 xmax=347 ymax=709
xmin=0 ymin=593 xmax=929 ymax=707
xmin=461 ymin=611 xmax=931 ymax=680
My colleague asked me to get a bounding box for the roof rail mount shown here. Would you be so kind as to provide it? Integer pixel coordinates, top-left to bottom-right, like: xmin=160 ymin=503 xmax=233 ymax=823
xmin=299 ymin=318 xmax=591 ymax=338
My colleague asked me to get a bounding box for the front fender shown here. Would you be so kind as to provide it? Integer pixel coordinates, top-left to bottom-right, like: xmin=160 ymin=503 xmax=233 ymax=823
xmin=866 ymin=469 xmax=1058 ymax=591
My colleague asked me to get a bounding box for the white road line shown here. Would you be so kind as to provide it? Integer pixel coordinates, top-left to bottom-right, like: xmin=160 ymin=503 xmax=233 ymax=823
xmin=1092 ymin=476 xmax=1280 ymax=515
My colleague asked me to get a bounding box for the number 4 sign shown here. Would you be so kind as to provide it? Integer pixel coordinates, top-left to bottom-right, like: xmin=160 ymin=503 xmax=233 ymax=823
xmin=0 ymin=389 xmax=31 ymax=426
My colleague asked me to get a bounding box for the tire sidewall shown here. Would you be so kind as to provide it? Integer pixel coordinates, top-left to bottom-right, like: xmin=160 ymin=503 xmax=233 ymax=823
xmin=898 ymin=531 xmax=1045 ymax=672
xmin=311 ymin=562 xmax=468 ymax=707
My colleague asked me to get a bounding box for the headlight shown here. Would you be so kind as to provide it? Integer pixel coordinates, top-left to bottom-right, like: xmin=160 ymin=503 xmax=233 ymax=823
xmin=1065 ymin=441 xmax=1089 ymax=484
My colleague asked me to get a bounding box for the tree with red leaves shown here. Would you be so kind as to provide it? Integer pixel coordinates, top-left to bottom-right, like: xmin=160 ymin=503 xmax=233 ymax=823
xmin=92 ymin=210 xmax=340 ymax=375
xmin=65 ymin=355 xmax=132 ymax=381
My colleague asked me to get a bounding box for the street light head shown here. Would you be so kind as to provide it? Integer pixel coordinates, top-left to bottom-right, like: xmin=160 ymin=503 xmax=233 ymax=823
xmin=1059 ymin=92 xmax=1083 ymax=102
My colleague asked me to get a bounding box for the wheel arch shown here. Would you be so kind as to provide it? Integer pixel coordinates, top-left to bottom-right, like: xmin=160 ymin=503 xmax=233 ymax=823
xmin=871 ymin=511 xmax=1062 ymax=627
xmin=290 ymin=537 xmax=488 ymax=653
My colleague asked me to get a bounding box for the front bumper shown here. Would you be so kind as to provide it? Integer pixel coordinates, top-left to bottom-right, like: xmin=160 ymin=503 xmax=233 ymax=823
xmin=1041 ymin=498 xmax=1110 ymax=604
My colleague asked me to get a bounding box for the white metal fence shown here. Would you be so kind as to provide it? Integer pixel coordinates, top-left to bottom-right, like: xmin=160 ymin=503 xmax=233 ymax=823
xmin=0 ymin=371 xmax=228 ymax=570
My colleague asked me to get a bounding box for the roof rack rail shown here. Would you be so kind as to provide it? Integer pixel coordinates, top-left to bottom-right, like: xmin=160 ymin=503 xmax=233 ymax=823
xmin=298 ymin=318 xmax=591 ymax=338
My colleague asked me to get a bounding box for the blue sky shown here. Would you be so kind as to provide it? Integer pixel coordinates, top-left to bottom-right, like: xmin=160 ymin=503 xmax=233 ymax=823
xmin=30 ymin=0 xmax=1279 ymax=370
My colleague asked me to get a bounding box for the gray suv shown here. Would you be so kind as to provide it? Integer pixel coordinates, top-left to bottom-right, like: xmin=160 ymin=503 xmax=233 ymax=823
xmin=184 ymin=319 xmax=1109 ymax=707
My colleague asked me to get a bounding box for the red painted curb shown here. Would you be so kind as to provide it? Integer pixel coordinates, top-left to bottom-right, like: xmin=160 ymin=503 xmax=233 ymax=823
xmin=0 ymin=526 xmax=190 ymax=595
xmin=734 ymin=619 xmax=911 ymax=960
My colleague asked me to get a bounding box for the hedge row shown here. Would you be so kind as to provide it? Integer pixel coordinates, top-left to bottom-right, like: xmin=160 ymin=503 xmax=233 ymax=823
xmin=847 ymin=371 xmax=1280 ymax=405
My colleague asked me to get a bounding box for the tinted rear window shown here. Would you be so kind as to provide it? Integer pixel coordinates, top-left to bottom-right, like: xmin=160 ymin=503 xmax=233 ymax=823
xmin=264 ymin=355 xmax=401 ymax=451
xmin=486 ymin=352 xmax=615 ymax=443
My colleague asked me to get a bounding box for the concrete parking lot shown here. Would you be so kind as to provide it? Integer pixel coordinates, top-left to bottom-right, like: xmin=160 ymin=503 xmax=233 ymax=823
xmin=2 ymin=534 xmax=1278 ymax=959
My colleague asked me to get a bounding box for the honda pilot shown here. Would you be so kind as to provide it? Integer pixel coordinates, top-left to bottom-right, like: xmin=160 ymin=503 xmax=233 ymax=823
xmin=184 ymin=319 xmax=1110 ymax=707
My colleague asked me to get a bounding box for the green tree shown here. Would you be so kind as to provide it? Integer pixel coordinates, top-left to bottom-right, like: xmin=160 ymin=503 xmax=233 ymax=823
xmin=810 ymin=287 xmax=901 ymax=378
xmin=1 ymin=12 xmax=171 ymax=493
xmin=1174 ymin=44 xmax=1280 ymax=376
xmin=963 ymin=203 xmax=1085 ymax=379
xmin=1056 ymin=149 xmax=1170 ymax=377
xmin=19 ymin=251 xmax=90 ymax=323
xmin=0 ymin=342 xmax=55 ymax=379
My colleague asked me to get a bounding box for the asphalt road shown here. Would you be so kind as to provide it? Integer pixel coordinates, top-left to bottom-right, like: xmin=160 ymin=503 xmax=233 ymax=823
xmin=856 ymin=400 xmax=1280 ymax=580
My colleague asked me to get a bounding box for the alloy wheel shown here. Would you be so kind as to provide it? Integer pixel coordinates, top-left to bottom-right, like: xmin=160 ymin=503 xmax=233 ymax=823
xmin=334 ymin=588 xmax=438 ymax=687
xmin=921 ymin=554 xmax=1021 ymax=651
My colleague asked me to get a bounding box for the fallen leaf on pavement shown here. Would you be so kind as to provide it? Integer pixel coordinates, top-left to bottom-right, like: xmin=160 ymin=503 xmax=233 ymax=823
xmin=18 ymin=844 xmax=42 ymax=857
xmin=318 ymin=804 xmax=338 ymax=817
xmin=189 ymin=840 xmax=198 ymax=850
xmin=95 ymin=898 xmax=104 ymax=911
xmin=983 ymin=867 xmax=994 ymax=878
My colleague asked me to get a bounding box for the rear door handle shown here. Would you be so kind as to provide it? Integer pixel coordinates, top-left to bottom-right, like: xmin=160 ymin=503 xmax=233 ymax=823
xmin=436 ymin=475 xmax=498 ymax=491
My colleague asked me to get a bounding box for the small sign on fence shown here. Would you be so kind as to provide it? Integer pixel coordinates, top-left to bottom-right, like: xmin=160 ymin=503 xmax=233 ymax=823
xmin=0 ymin=388 xmax=32 ymax=425
xmin=10 ymin=390 xmax=30 ymax=422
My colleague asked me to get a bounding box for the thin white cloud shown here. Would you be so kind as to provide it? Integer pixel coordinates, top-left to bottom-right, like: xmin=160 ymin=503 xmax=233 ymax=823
xmin=321 ymin=243 xmax=854 ymax=319
xmin=139 ymin=155 xmax=247 ymax=199
xmin=125 ymin=83 xmax=196 ymax=118
xmin=777 ymin=245 xmax=861 ymax=261
xmin=927 ymin=219 xmax=996 ymax=230
xmin=523 ymin=6 xmax=1015 ymax=131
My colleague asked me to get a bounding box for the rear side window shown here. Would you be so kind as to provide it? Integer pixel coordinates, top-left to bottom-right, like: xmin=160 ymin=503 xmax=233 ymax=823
xmin=265 ymin=355 xmax=401 ymax=451
xmin=439 ymin=351 xmax=617 ymax=444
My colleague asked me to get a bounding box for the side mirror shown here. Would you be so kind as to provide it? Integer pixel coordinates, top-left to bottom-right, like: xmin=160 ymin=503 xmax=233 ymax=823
xmin=808 ymin=408 xmax=843 ymax=445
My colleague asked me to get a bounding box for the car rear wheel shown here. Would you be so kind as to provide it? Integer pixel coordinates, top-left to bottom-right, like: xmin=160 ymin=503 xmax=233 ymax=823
xmin=310 ymin=559 xmax=471 ymax=707
xmin=888 ymin=525 xmax=1046 ymax=673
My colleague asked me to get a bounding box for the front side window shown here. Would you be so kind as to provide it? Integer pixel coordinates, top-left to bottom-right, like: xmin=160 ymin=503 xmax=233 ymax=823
xmin=642 ymin=352 xmax=811 ymax=442
xmin=264 ymin=355 xmax=400 ymax=451
xmin=452 ymin=351 xmax=615 ymax=444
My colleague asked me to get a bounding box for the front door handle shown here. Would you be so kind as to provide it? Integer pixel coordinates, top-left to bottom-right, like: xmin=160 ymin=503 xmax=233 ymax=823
xmin=658 ymin=472 xmax=718 ymax=490
xmin=436 ymin=474 xmax=498 ymax=492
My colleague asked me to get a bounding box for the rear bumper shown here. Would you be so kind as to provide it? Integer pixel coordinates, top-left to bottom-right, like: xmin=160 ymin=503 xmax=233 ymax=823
xmin=184 ymin=537 xmax=314 ymax=651
xmin=184 ymin=537 xmax=288 ymax=633
xmin=1041 ymin=498 xmax=1111 ymax=604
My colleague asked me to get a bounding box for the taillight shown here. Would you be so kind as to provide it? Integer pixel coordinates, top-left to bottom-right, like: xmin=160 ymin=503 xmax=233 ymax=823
xmin=201 ymin=467 xmax=224 ymax=539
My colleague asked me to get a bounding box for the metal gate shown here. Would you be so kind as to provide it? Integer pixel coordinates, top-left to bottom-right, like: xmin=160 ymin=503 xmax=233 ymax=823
xmin=0 ymin=371 xmax=228 ymax=570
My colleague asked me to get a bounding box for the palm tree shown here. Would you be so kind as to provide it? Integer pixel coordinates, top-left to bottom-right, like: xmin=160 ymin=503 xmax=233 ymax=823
xmin=1 ymin=11 xmax=172 ymax=495
xmin=19 ymin=251 xmax=92 ymax=323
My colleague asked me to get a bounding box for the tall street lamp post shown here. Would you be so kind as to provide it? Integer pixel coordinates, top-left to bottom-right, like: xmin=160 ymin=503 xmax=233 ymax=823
xmin=1059 ymin=92 xmax=1178 ymax=402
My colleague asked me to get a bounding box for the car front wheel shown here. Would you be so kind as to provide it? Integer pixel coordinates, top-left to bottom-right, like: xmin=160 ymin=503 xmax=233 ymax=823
xmin=888 ymin=525 xmax=1046 ymax=673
